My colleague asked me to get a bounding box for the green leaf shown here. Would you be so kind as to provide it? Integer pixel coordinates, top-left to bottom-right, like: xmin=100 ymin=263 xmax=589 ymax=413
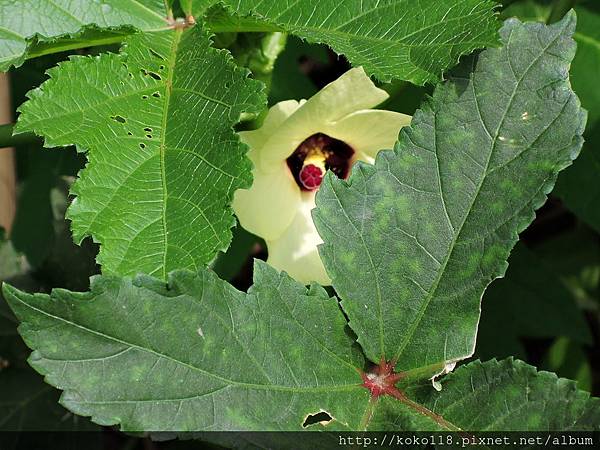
xmin=16 ymin=24 xmax=265 ymax=280
xmin=8 ymin=263 xmax=598 ymax=431
xmin=542 ymin=337 xmax=593 ymax=393
xmin=5 ymin=15 xmax=599 ymax=433
xmin=555 ymin=136 xmax=600 ymax=233
xmin=0 ymin=368 xmax=98 ymax=432
xmin=4 ymin=262 xmax=600 ymax=431
xmin=180 ymin=0 xmax=194 ymax=16
xmin=505 ymin=3 xmax=600 ymax=232
xmin=476 ymin=243 xmax=592 ymax=361
xmin=535 ymin=226 xmax=600 ymax=307
xmin=370 ymin=358 xmax=600 ymax=431
xmin=314 ymin=13 xmax=585 ymax=371
xmin=11 ymin=145 xmax=84 ymax=267
xmin=0 ymin=229 xmax=28 ymax=281
xmin=3 ymin=261 xmax=370 ymax=431
xmin=554 ymin=6 xmax=600 ymax=232
xmin=210 ymin=226 xmax=259 ymax=281
xmin=501 ymin=0 xmax=551 ymax=23
xmin=268 ymin=36 xmax=328 ymax=105
xmin=195 ymin=0 xmax=500 ymax=84
xmin=571 ymin=6 xmax=600 ymax=124
xmin=223 ymin=31 xmax=288 ymax=89
xmin=0 ymin=0 xmax=168 ymax=71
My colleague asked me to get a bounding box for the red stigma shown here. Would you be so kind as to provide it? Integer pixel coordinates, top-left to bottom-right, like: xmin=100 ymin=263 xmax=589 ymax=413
xmin=360 ymin=357 xmax=405 ymax=399
xmin=299 ymin=164 xmax=324 ymax=191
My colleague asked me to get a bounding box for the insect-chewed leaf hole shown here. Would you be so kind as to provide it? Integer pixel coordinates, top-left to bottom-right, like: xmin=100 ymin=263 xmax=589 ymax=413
xmin=127 ymin=131 xmax=133 ymax=136
xmin=152 ymin=92 xmax=161 ymax=98
xmin=110 ymin=115 xmax=126 ymax=124
xmin=140 ymin=69 xmax=162 ymax=81
xmin=144 ymin=127 xmax=153 ymax=132
xmin=148 ymin=48 xmax=163 ymax=60
xmin=142 ymin=95 xmax=149 ymax=100
xmin=139 ymin=143 xmax=146 ymax=149
xmin=302 ymin=411 xmax=333 ymax=428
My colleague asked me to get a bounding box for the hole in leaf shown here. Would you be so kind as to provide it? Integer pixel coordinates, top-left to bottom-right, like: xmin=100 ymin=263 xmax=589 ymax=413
xmin=111 ymin=115 xmax=127 ymax=124
xmin=144 ymin=127 xmax=152 ymax=132
xmin=139 ymin=143 xmax=146 ymax=149
xmin=127 ymin=131 xmax=133 ymax=136
xmin=142 ymin=95 xmax=149 ymax=100
xmin=140 ymin=68 xmax=161 ymax=80
xmin=146 ymin=134 xmax=152 ymax=139
xmin=149 ymin=48 xmax=163 ymax=60
xmin=302 ymin=411 xmax=332 ymax=428
xmin=152 ymin=92 xmax=161 ymax=98
xmin=159 ymin=65 xmax=165 ymax=70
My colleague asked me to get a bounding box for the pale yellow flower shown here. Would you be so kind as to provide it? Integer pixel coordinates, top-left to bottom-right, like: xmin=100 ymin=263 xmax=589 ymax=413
xmin=233 ymin=67 xmax=411 ymax=285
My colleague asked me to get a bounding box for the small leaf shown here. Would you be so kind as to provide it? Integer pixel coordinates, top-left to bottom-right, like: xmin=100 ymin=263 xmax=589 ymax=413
xmin=370 ymin=358 xmax=600 ymax=431
xmin=543 ymin=337 xmax=593 ymax=393
xmin=0 ymin=0 xmax=168 ymax=71
xmin=314 ymin=13 xmax=586 ymax=372
xmin=16 ymin=24 xmax=266 ymax=280
xmin=196 ymin=0 xmax=500 ymax=84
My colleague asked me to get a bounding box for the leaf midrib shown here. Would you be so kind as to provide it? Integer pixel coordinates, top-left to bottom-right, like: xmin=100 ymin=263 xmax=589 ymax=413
xmin=12 ymin=293 xmax=360 ymax=394
xmin=261 ymin=0 xmax=493 ymax=48
xmin=158 ymin=28 xmax=181 ymax=280
xmin=392 ymin=21 xmax=569 ymax=363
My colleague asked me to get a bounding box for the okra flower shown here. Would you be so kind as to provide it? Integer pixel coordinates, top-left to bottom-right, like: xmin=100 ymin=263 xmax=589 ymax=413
xmin=233 ymin=67 xmax=411 ymax=285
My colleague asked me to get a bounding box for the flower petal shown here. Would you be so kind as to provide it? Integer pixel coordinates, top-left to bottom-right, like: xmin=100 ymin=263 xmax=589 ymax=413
xmin=260 ymin=67 xmax=389 ymax=170
xmin=232 ymin=163 xmax=300 ymax=241
xmin=238 ymin=99 xmax=302 ymax=151
xmin=293 ymin=66 xmax=389 ymax=123
xmin=266 ymin=194 xmax=331 ymax=285
xmin=329 ymin=109 xmax=412 ymax=164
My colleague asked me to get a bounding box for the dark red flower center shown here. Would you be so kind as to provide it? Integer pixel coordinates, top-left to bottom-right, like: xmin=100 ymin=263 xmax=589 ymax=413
xmin=299 ymin=164 xmax=324 ymax=190
xmin=286 ymin=133 xmax=355 ymax=191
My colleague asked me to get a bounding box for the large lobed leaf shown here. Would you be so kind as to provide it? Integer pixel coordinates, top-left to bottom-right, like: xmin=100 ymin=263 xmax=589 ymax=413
xmin=15 ymin=24 xmax=265 ymax=280
xmin=3 ymin=261 xmax=369 ymax=431
xmin=195 ymin=0 xmax=500 ymax=85
xmin=0 ymin=0 xmax=168 ymax=71
xmin=4 ymin=264 xmax=599 ymax=431
xmin=314 ymin=12 xmax=586 ymax=372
